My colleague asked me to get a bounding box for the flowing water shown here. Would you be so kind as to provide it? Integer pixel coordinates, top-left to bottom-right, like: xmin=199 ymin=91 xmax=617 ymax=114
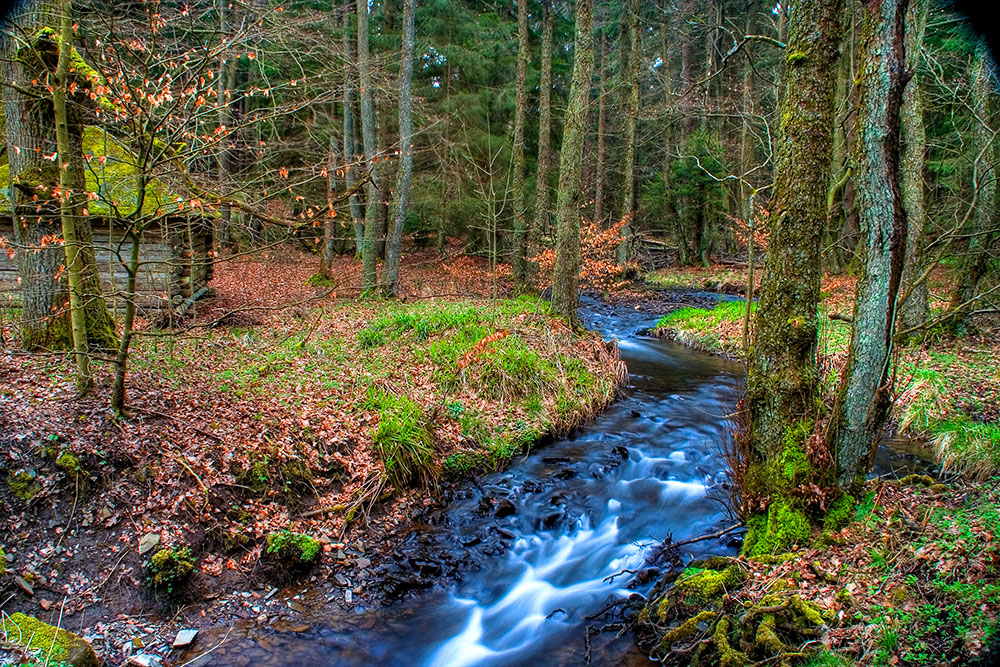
xmin=198 ymin=298 xmax=927 ymax=667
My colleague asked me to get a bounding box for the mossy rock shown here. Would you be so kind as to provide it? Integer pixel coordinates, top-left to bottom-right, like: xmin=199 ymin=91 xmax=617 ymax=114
xmin=147 ymin=547 xmax=196 ymax=595
xmin=0 ymin=546 xmax=6 ymax=576
xmin=55 ymin=451 xmax=85 ymax=482
xmin=1 ymin=612 xmax=98 ymax=667
xmin=234 ymin=457 xmax=271 ymax=494
xmin=263 ymin=530 xmax=321 ymax=580
xmin=205 ymin=525 xmax=251 ymax=555
xmin=8 ymin=470 xmax=42 ymax=502
xmin=900 ymin=474 xmax=935 ymax=487
xmin=280 ymin=459 xmax=314 ymax=494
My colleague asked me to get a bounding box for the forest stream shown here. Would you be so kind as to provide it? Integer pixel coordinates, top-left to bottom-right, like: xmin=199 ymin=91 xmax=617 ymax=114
xmin=190 ymin=296 xmax=927 ymax=667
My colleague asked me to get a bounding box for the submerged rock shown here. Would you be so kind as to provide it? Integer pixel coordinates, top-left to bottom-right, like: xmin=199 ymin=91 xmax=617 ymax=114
xmin=494 ymin=499 xmax=517 ymax=517
xmin=2 ymin=612 xmax=98 ymax=667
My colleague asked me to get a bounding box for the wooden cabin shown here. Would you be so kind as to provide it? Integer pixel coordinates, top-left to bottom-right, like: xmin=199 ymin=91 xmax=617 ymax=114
xmin=0 ymin=127 xmax=214 ymax=315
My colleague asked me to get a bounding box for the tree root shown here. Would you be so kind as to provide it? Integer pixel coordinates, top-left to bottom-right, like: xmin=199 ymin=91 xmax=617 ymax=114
xmin=639 ymin=558 xmax=834 ymax=666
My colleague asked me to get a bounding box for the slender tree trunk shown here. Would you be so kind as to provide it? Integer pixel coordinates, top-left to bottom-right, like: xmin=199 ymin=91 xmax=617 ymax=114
xmin=383 ymin=0 xmax=415 ymax=297
xmin=52 ymin=0 xmax=90 ymax=394
xmin=376 ymin=107 xmax=391 ymax=261
xmin=215 ymin=0 xmax=235 ymax=252
xmin=831 ymin=0 xmax=909 ymax=489
xmin=322 ymin=124 xmax=339 ymax=278
xmin=111 ymin=231 xmax=141 ymax=414
xmin=343 ymin=0 xmax=364 ymax=254
xmin=617 ymin=0 xmax=639 ymax=263
xmin=358 ymin=0 xmax=379 ymax=292
xmin=898 ymin=0 xmax=928 ymax=336
xmin=594 ymin=31 xmax=607 ymax=226
xmin=947 ymin=42 xmax=997 ymax=328
xmin=738 ymin=0 xmax=759 ymax=223
xmin=511 ymin=0 xmax=530 ymax=290
xmin=741 ymin=0 xmax=844 ymax=557
xmin=551 ymin=0 xmax=594 ymax=327
xmin=530 ymin=0 xmax=553 ymax=264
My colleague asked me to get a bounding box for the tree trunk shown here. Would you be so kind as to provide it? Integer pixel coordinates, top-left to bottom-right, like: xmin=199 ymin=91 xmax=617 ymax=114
xmin=947 ymin=42 xmax=998 ymax=329
xmin=551 ymin=0 xmax=594 ymax=327
xmin=358 ymin=0 xmax=379 ymax=293
xmin=1 ymin=0 xmax=116 ymax=352
xmin=52 ymin=0 xmax=90 ymax=394
xmin=511 ymin=0 xmax=530 ymax=291
xmin=343 ymin=0 xmax=364 ymax=255
xmin=531 ymin=0 xmax=553 ymax=257
xmin=383 ymin=0 xmax=414 ymax=297
xmin=617 ymin=0 xmax=639 ymax=263
xmin=898 ymin=0 xmax=928 ymax=336
xmin=215 ymin=0 xmax=236 ymax=253
xmin=830 ymin=0 xmax=909 ymax=490
xmin=594 ymin=30 xmax=607 ymax=227
xmin=741 ymin=0 xmax=844 ymax=557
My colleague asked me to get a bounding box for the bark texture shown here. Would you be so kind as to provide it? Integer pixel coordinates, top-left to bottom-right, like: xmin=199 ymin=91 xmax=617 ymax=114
xmin=1 ymin=0 xmax=116 ymax=351
xmin=383 ymin=0 xmax=415 ymax=297
xmin=617 ymin=0 xmax=639 ymax=263
xmin=511 ymin=0 xmax=530 ymax=290
xmin=831 ymin=0 xmax=909 ymax=489
xmin=357 ymin=0 xmax=379 ymax=292
xmin=741 ymin=0 xmax=844 ymax=557
xmin=898 ymin=0 xmax=928 ymax=336
xmin=551 ymin=0 xmax=594 ymax=327
xmin=947 ymin=42 xmax=998 ymax=327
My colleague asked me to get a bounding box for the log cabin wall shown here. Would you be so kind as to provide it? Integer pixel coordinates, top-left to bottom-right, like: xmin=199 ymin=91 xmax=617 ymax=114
xmin=0 ymin=216 xmax=213 ymax=315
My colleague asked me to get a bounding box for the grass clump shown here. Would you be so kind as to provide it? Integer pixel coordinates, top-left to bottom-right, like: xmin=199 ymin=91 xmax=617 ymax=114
xmin=366 ymin=389 xmax=436 ymax=489
xmin=147 ymin=547 xmax=196 ymax=595
xmin=655 ymin=301 xmax=753 ymax=356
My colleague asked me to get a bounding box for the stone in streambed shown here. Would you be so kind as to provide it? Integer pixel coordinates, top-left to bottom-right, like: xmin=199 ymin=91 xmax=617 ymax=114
xmin=494 ymin=499 xmax=517 ymax=518
xmin=2 ymin=613 xmax=98 ymax=667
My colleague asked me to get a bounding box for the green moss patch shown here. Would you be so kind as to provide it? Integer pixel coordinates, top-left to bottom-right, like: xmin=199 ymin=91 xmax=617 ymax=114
xmin=1 ymin=612 xmax=98 ymax=667
xmin=147 ymin=547 xmax=196 ymax=595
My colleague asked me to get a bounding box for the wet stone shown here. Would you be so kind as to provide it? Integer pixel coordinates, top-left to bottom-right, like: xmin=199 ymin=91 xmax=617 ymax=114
xmin=494 ymin=499 xmax=517 ymax=518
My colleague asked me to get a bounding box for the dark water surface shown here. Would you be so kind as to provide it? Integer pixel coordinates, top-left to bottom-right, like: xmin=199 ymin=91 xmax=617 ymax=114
xmin=195 ymin=298 xmax=924 ymax=667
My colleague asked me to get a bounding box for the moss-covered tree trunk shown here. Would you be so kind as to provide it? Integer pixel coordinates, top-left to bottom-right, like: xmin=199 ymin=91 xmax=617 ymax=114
xmin=551 ymin=0 xmax=594 ymax=328
xmin=830 ymin=0 xmax=909 ymax=489
xmin=947 ymin=41 xmax=998 ymax=329
xmin=616 ymin=0 xmax=639 ymax=263
xmin=741 ymin=0 xmax=843 ymax=557
xmin=53 ymin=0 xmax=91 ymax=393
xmin=1 ymin=0 xmax=116 ymax=352
xmin=897 ymin=0 xmax=928 ymax=337
xmin=593 ymin=31 xmax=607 ymax=227
xmin=511 ymin=0 xmax=530 ymax=292
xmin=533 ymin=0 xmax=554 ymax=244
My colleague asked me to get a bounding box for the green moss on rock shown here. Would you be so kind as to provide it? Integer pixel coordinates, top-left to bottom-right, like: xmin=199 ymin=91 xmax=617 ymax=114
xmin=265 ymin=530 xmax=321 ymax=572
xmin=147 ymin=547 xmax=196 ymax=594
xmin=8 ymin=470 xmax=42 ymax=501
xmin=2 ymin=612 xmax=98 ymax=667
xmin=0 ymin=546 xmax=6 ymax=576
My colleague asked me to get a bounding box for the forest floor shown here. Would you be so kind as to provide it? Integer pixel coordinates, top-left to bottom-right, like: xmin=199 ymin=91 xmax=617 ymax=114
xmin=639 ymin=264 xmax=1000 ymax=667
xmin=2 ymin=255 xmax=998 ymax=667
xmin=0 ymin=246 xmax=624 ymax=667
